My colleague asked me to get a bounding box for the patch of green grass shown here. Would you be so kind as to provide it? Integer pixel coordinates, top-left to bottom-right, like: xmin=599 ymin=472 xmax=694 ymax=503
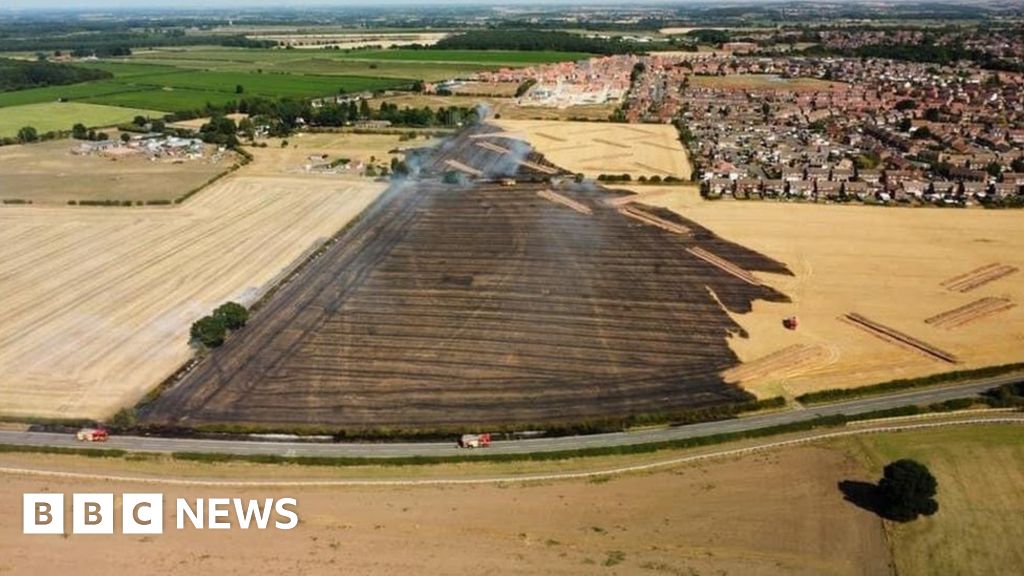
xmin=81 ymin=88 xmax=242 ymax=113
xmin=124 ymin=46 xmax=584 ymax=80
xmin=0 ymin=80 xmax=142 ymax=108
xmin=0 ymin=101 xmax=163 ymax=137
xmin=114 ymin=70 xmax=410 ymax=100
xmin=839 ymin=425 xmax=1024 ymax=576
xmin=74 ymin=61 xmax=185 ymax=78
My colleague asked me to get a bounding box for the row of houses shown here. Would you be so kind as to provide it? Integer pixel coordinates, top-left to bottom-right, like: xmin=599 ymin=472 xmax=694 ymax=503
xmin=705 ymin=176 xmax=1024 ymax=204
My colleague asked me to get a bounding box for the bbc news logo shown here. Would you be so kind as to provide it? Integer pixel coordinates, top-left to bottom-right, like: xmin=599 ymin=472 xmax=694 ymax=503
xmin=23 ymin=493 xmax=299 ymax=534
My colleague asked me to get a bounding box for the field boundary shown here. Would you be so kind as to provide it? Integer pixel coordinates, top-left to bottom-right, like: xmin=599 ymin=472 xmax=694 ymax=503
xmin=797 ymin=363 xmax=1024 ymax=404
xmin=1 ymin=416 xmax=1020 ymax=486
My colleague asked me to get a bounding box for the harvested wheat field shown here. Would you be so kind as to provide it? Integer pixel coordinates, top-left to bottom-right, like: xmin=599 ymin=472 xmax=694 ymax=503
xmin=0 ymin=444 xmax=890 ymax=576
xmin=639 ymin=197 xmax=1024 ymax=398
xmin=0 ymin=139 xmax=236 ymax=205
xmin=492 ymin=119 xmax=693 ymax=179
xmin=0 ymin=175 xmax=384 ymax=419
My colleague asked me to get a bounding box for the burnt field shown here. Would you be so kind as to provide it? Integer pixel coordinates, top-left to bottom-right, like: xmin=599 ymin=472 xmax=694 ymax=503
xmin=143 ymin=129 xmax=792 ymax=432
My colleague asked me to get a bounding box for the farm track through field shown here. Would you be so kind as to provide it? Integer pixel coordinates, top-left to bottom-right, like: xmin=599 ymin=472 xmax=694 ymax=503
xmin=144 ymin=127 xmax=793 ymax=430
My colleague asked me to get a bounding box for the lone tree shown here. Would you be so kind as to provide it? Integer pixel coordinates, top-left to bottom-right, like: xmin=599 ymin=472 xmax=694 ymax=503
xmin=878 ymin=459 xmax=939 ymax=522
xmin=17 ymin=126 xmax=38 ymax=143
xmin=190 ymin=315 xmax=227 ymax=348
xmin=213 ymin=301 xmax=249 ymax=330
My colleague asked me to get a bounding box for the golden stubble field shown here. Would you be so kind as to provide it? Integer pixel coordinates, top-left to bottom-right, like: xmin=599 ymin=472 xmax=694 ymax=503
xmin=641 ymin=192 xmax=1024 ymax=397
xmin=494 ymin=119 xmax=693 ymax=179
xmin=0 ymin=444 xmax=889 ymax=576
xmin=0 ymin=155 xmax=385 ymax=419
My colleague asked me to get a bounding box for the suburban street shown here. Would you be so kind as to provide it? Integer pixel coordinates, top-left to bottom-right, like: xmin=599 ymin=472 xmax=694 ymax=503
xmin=0 ymin=372 xmax=1019 ymax=459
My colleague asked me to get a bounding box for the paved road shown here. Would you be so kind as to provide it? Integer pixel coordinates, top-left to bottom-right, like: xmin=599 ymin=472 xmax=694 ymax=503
xmin=0 ymin=373 xmax=1020 ymax=458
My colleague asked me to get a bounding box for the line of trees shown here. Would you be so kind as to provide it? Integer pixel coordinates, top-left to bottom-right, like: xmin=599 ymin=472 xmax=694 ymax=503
xmin=0 ymin=57 xmax=111 ymax=92
xmin=434 ymin=30 xmax=647 ymax=55
xmin=190 ymin=302 xmax=249 ymax=349
xmin=181 ymin=96 xmax=480 ymax=143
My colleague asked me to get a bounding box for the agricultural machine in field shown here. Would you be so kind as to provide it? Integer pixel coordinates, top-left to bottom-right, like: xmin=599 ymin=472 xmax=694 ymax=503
xmin=783 ymin=316 xmax=799 ymax=330
xmin=75 ymin=427 xmax=109 ymax=442
xmin=458 ymin=433 xmax=492 ymax=448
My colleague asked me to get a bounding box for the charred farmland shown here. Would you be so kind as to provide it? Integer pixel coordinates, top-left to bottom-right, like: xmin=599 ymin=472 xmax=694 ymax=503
xmin=142 ymin=127 xmax=793 ymax=433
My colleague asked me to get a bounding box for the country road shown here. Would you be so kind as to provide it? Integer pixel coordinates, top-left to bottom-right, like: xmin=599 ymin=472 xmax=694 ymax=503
xmin=0 ymin=372 xmax=1020 ymax=459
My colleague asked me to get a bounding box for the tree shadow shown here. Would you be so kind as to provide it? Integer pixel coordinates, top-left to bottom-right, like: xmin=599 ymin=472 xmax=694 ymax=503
xmin=838 ymin=480 xmax=886 ymax=517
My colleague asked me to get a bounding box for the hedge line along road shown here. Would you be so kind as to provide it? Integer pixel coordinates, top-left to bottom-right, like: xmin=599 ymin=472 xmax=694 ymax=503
xmin=0 ymin=372 xmax=1021 ymax=459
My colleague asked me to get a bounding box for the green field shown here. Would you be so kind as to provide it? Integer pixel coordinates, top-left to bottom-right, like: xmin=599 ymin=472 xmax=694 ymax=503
xmin=74 ymin=61 xmax=186 ymax=78
xmin=127 ymin=46 xmax=585 ymax=79
xmin=0 ymin=45 xmax=588 ymax=115
xmin=81 ymin=88 xmax=244 ymax=113
xmin=841 ymin=425 xmax=1024 ymax=576
xmin=0 ymin=71 xmax=409 ymax=112
xmin=335 ymin=48 xmax=591 ymax=64
xmin=0 ymin=80 xmax=138 ymax=108
xmin=0 ymin=101 xmax=163 ymax=138
xmin=114 ymin=70 xmax=409 ymax=99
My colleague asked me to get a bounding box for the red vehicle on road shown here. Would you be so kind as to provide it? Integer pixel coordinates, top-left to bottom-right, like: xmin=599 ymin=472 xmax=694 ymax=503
xmin=458 ymin=433 xmax=491 ymax=448
xmin=76 ymin=427 xmax=109 ymax=442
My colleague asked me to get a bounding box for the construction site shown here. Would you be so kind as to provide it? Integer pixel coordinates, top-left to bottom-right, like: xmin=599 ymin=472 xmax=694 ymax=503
xmin=143 ymin=126 xmax=792 ymax=431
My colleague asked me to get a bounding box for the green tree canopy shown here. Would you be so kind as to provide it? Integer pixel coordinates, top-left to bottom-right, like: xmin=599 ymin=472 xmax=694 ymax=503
xmin=213 ymin=301 xmax=249 ymax=330
xmin=17 ymin=126 xmax=38 ymax=143
xmin=190 ymin=315 xmax=227 ymax=348
xmin=878 ymin=459 xmax=939 ymax=522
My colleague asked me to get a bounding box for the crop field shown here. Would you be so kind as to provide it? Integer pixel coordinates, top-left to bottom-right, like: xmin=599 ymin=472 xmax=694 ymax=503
xmin=143 ymin=129 xmax=789 ymax=431
xmin=0 ymin=139 xmax=235 ymax=204
xmin=108 ymin=70 xmax=409 ymax=100
xmin=0 ymin=102 xmax=162 ymax=138
xmin=639 ymin=197 xmax=1024 ymax=398
xmin=124 ymin=46 xmax=583 ymax=80
xmin=0 ymin=80 xmax=140 ymax=108
xmin=0 ymin=47 xmax=588 ymax=115
xmin=493 ymin=119 xmax=693 ymax=179
xmin=74 ymin=61 xmax=186 ymax=78
xmin=0 ymin=68 xmax=408 ymax=113
xmin=0 ymin=175 xmax=385 ymax=419
xmin=336 ymin=48 xmax=591 ymax=64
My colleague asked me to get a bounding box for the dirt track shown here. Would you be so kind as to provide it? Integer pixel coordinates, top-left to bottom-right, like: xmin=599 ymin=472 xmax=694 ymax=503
xmin=145 ymin=168 xmax=790 ymax=430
